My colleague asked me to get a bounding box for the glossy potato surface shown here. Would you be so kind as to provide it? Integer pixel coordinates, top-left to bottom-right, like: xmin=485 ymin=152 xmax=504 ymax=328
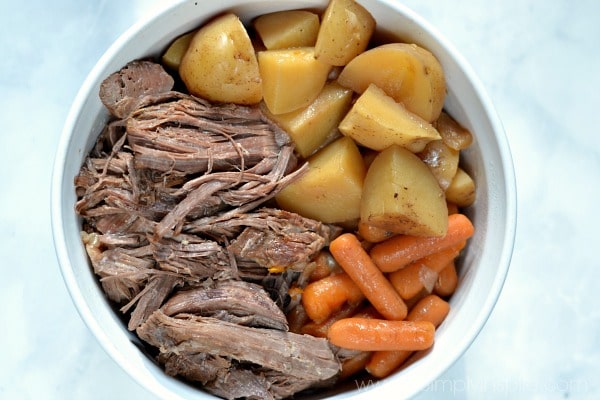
xmin=315 ymin=0 xmax=375 ymax=66
xmin=258 ymin=47 xmax=331 ymax=114
xmin=253 ymin=10 xmax=320 ymax=50
xmin=179 ymin=13 xmax=262 ymax=104
xmin=339 ymin=84 xmax=440 ymax=152
xmin=276 ymin=136 xmax=366 ymax=224
xmin=337 ymin=43 xmax=446 ymax=122
xmin=360 ymin=145 xmax=448 ymax=236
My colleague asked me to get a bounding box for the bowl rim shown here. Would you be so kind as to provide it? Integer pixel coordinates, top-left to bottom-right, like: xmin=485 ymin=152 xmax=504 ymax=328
xmin=51 ymin=0 xmax=517 ymax=399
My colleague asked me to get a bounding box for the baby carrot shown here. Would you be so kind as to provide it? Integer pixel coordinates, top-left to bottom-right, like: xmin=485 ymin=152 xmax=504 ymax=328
xmin=302 ymin=272 xmax=365 ymax=323
xmin=329 ymin=233 xmax=408 ymax=320
xmin=388 ymin=244 xmax=464 ymax=300
xmin=434 ymin=261 xmax=458 ymax=297
xmin=370 ymin=213 xmax=474 ymax=272
xmin=366 ymin=295 xmax=450 ymax=378
xmin=328 ymin=318 xmax=435 ymax=351
xmin=407 ymin=294 xmax=451 ymax=326
xmin=301 ymin=302 xmax=362 ymax=338
xmin=302 ymin=304 xmax=381 ymax=338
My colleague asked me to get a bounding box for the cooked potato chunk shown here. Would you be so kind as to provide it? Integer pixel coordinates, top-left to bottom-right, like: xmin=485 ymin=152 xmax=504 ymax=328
xmin=263 ymin=82 xmax=353 ymax=158
xmin=434 ymin=111 xmax=474 ymax=151
xmin=258 ymin=47 xmax=331 ymax=114
xmin=315 ymin=0 xmax=375 ymax=66
xmin=445 ymin=167 xmax=476 ymax=207
xmin=337 ymin=43 xmax=446 ymax=122
xmin=276 ymin=136 xmax=366 ymax=223
xmin=360 ymin=145 xmax=448 ymax=237
xmin=339 ymin=84 xmax=441 ymax=152
xmin=253 ymin=10 xmax=320 ymax=50
xmin=418 ymin=139 xmax=460 ymax=191
xmin=162 ymin=30 xmax=196 ymax=70
xmin=179 ymin=13 xmax=262 ymax=104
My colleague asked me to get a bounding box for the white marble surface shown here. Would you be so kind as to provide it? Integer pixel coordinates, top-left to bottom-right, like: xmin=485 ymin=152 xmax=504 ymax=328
xmin=1 ymin=0 xmax=598 ymax=399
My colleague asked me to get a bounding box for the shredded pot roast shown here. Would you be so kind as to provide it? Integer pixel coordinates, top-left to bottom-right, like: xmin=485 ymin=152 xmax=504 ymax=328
xmin=75 ymin=60 xmax=349 ymax=399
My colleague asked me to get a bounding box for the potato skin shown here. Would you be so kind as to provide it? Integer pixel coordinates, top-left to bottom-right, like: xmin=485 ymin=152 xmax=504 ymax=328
xmin=445 ymin=167 xmax=476 ymax=207
xmin=315 ymin=0 xmax=375 ymax=66
xmin=418 ymin=139 xmax=459 ymax=191
xmin=337 ymin=43 xmax=446 ymax=122
xmin=339 ymin=83 xmax=441 ymax=152
xmin=263 ymin=82 xmax=353 ymax=158
xmin=179 ymin=13 xmax=262 ymax=104
xmin=360 ymin=145 xmax=448 ymax=237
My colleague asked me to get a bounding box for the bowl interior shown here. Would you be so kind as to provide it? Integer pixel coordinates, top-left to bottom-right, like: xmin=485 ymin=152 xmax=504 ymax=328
xmin=51 ymin=0 xmax=516 ymax=399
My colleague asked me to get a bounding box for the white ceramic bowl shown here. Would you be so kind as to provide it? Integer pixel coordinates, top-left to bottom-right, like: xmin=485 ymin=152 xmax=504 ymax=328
xmin=51 ymin=0 xmax=517 ymax=398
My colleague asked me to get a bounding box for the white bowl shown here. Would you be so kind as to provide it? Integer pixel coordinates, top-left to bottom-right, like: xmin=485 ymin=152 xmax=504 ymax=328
xmin=51 ymin=0 xmax=517 ymax=398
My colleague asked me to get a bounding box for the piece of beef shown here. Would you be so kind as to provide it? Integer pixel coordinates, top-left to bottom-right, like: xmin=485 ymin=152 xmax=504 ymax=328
xmin=83 ymin=229 xmax=239 ymax=330
xmin=82 ymin=233 xmax=157 ymax=304
xmin=161 ymin=280 xmax=288 ymax=331
xmin=151 ymin=145 xmax=303 ymax=241
xmin=186 ymin=207 xmax=341 ymax=311
xmin=123 ymin=274 xmax=183 ymax=331
xmin=137 ymin=311 xmax=341 ymax=397
xmin=159 ymin=352 xmax=232 ymax=386
xmin=205 ymin=366 xmax=275 ymax=400
xmin=99 ymin=60 xmax=174 ymax=118
xmin=185 ymin=207 xmax=340 ymax=272
xmin=152 ymin=234 xmax=238 ymax=282
xmin=125 ymin=93 xmax=292 ymax=175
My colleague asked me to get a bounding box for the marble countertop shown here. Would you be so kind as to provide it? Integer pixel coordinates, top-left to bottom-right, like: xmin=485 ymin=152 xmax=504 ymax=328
xmin=1 ymin=0 xmax=598 ymax=399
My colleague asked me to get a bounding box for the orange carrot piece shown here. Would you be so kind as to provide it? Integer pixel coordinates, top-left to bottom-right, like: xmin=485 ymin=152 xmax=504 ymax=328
xmin=329 ymin=233 xmax=408 ymax=320
xmin=407 ymin=294 xmax=451 ymax=326
xmin=367 ymin=350 xmax=412 ymax=378
xmin=328 ymin=318 xmax=435 ymax=351
xmin=302 ymin=272 xmax=365 ymax=323
xmin=358 ymin=221 xmax=395 ymax=243
xmin=370 ymin=213 xmax=474 ymax=273
xmin=388 ymin=244 xmax=464 ymax=300
xmin=434 ymin=261 xmax=458 ymax=297
xmin=301 ymin=301 xmax=362 ymax=338
xmin=367 ymin=295 xmax=450 ymax=378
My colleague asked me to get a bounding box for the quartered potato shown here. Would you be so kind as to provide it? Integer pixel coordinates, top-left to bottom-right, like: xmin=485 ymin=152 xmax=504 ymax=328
xmin=263 ymin=82 xmax=353 ymax=158
xmin=253 ymin=10 xmax=320 ymax=50
xmin=339 ymin=83 xmax=441 ymax=152
xmin=360 ymin=145 xmax=448 ymax=237
xmin=162 ymin=30 xmax=196 ymax=70
xmin=276 ymin=136 xmax=366 ymax=224
xmin=315 ymin=0 xmax=375 ymax=66
xmin=337 ymin=43 xmax=446 ymax=122
xmin=445 ymin=167 xmax=476 ymax=207
xmin=435 ymin=111 xmax=474 ymax=150
xmin=179 ymin=13 xmax=262 ymax=104
xmin=258 ymin=47 xmax=331 ymax=114
xmin=418 ymin=139 xmax=460 ymax=191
